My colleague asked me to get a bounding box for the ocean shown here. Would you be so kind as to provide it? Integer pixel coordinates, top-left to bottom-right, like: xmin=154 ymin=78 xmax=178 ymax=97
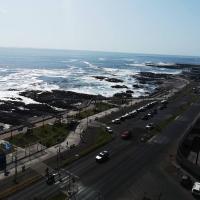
xmin=0 ymin=47 xmax=199 ymax=103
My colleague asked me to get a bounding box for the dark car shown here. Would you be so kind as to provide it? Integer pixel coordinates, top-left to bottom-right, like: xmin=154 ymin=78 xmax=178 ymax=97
xmin=46 ymin=173 xmax=56 ymax=185
xmin=96 ymin=151 xmax=109 ymax=163
xmin=121 ymin=131 xmax=132 ymax=139
xmin=180 ymin=175 xmax=193 ymax=189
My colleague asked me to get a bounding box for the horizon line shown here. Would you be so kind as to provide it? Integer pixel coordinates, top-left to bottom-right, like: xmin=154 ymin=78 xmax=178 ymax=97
xmin=0 ymin=45 xmax=199 ymax=58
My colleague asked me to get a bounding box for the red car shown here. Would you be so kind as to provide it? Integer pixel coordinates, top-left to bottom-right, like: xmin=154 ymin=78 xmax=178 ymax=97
xmin=121 ymin=131 xmax=131 ymax=139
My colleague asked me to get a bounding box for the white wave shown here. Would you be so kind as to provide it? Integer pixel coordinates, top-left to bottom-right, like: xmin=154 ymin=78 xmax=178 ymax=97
xmin=83 ymin=61 xmax=100 ymax=70
xmin=126 ymin=63 xmax=146 ymax=67
xmin=60 ymin=59 xmax=78 ymax=63
xmin=0 ymin=91 xmax=39 ymax=104
xmin=98 ymin=57 xmax=106 ymax=61
xmin=157 ymin=62 xmax=176 ymax=66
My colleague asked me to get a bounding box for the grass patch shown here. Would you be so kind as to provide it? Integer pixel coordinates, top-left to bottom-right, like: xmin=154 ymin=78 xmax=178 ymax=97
xmin=8 ymin=123 xmax=70 ymax=148
xmin=62 ymin=128 xmax=112 ymax=167
xmin=77 ymin=102 xmax=115 ymax=119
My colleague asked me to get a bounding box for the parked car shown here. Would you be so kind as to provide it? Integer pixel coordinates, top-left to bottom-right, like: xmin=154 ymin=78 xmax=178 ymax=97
xmin=121 ymin=131 xmax=132 ymax=139
xmin=140 ymin=107 xmax=146 ymax=112
xmin=192 ymin=182 xmax=200 ymax=196
xmin=161 ymin=99 xmax=168 ymax=105
xmin=120 ymin=115 xmax=126 ymax=121
xmin=147 ymin=113 xmax=153 ymax=118
xmin=129 ymin=110 xmax=137 ymax=118
xmin=112 ymin=119 xmax=120 ymax=124
xmin=96 ymin=151 xmax=109 ymax=163
xmin=106 ymin=126 xmax=113 ymax=134
xmin=136 ymin=108 xmax=143 ymax=113
xmin=180 ymin=175 xmax=193 ymax=189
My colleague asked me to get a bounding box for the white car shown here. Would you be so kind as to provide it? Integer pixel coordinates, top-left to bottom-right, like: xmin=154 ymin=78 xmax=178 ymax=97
xmin=106 ymin=126 xmax=113 ymax=133
xmin=96 ymin=151 xmax=109 ymax=163
xmin=112 ymin=119 xmax=120 ymax=124
xmin=192 ymin=182 xmax=200 ymax=196
xmin=145 ymin=123 xmax=154 ymax=130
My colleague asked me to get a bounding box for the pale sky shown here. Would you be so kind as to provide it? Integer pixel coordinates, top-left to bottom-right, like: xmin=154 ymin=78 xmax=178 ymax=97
xmin=0 ymin=0 xmax=200 ymax=56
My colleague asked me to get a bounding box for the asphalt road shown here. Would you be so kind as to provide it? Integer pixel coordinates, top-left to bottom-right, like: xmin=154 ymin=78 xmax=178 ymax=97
xmin=69 ymin=101 xmax=200 ymax=200
xmin=8 ymin=87 xmax=200 ymax=200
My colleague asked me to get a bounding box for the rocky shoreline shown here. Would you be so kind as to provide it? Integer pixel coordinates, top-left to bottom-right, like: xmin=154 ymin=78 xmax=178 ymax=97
xmin=0 ymin=71 xmax=180 ymax=127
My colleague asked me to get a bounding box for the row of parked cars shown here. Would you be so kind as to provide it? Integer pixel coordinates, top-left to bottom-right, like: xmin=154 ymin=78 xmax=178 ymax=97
xmin=111 ymin=101 xmax=159 ymax=125
xmin=141 ymin=100 xmax=169 ymax=121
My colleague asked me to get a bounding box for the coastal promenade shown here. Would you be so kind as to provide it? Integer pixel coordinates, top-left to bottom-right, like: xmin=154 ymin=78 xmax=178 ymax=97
xmin=0 ymin=76 xmax=189 ymax=186
xmin=0 ymin=99 xmax=141 ymax=181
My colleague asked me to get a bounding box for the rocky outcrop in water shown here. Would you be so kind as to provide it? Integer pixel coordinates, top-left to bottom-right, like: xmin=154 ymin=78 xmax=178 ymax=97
xmin=93 ymin=76 xmax=123 ymax=83
xmin=111 ymin=85 xmax=128 ymax=89
xmin=126 ymin=90 xmax=134 ymax=94
xmin=131 ymin=72 xmax=171 ymax=85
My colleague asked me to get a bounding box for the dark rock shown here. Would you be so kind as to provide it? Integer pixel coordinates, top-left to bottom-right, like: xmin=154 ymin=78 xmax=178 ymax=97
xmin=92 ymin=76 xmax=106 ymax=81
xmin=111 ymin=85 xmax=128 ymax=89
xmin=131 ymin=72 xmax=171 ymax=86
xmin=105 ymin=78 xmax=123 ymax=83
xmin=133 ymin=84 xmax=141 ymax=89
xmin=126 ymin=90 xmax=134 ymax=94
xmin=93 ymin=76 xmax=123 ymax=83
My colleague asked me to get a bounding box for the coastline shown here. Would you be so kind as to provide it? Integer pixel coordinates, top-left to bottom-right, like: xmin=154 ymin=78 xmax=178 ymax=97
xmin=0 ymin=72 xmax=184 ymax=132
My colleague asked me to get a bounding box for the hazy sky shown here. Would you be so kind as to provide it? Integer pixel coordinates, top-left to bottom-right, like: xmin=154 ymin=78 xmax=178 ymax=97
xmin=0 ymin=0 xmax=200 ymax=56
